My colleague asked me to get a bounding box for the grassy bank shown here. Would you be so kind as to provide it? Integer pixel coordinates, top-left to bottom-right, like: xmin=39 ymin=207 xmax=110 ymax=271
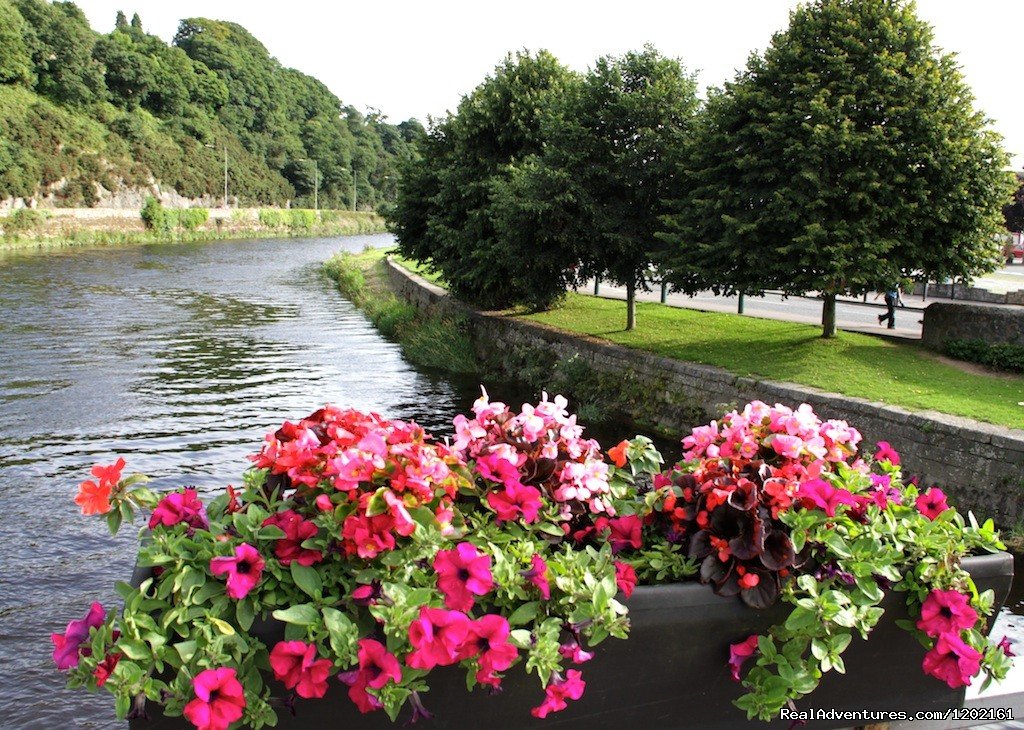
xmin=522 ymin=294 xmax=1023 ymax=429
xmin=0 ymin=210 xmax=386 ymax=252
xmin=322 ymin=249 xmax=478 ymax=373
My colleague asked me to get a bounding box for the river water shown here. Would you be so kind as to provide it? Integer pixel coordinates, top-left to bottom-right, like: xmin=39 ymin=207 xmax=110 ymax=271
xmin=0 ymin=233 xmax=1019 ymax=728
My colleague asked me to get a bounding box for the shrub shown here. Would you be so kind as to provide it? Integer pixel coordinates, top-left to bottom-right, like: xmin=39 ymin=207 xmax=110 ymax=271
xmin=258 ymin=209 xmax=285 ymax=228
xmin=944 ymin=338 xmax=1024 ymax=373
xmin=1 ymin=206 xmax=44 ymax=237
xmin=176 ymin=207 xmax=209 ymax=231
xmin=140 ymin=196 xmax=169 ymax=231
xmin=287 ymin=208 xmax=316 ymax=232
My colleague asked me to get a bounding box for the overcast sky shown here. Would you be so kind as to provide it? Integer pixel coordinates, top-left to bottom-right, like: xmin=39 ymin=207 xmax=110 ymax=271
xmin=76 ymin=0 xmax=1023 ymax=168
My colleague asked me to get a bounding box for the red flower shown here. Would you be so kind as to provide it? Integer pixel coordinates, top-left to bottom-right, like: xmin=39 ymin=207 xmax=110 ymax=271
xmin=599 ymin=515 xmax=643 ymax=553
xmin=74 ymin=479 xmax=112 ymax=516
xmin=407 ymin=607 xmax=471 ymax=670
xmin=916 ymin=487 xmax=949 ymax=521
xmin=530 ymin=670 xmax=586 ymax=718
xmin=269 ymin=641 xmax=333 ymax=699
xmin=183 ymin=667 xmax=246 ymax=730
xmin=93 ymin=652 xmax=121 ymax=687
xmin=728 ymin=634 xmax=760 ymax=681
xmin=608 ymin=440 xmax=629 ymax=468
xmin=916 ymin=590 xmax=978 ymax=637
xmin=922 ymin=633 xmax=982 ymax=689
xmin=149 ymin=488 xmax=209 ymax=531
xmin=263 ymin=510 xmax=323 ymax=566
xmin=614 ymin=561 xmax=637 ymax=598
xmin=341 ymin=513 xmax=396 ymax=559
xmin=209 ymin=543 xmax=265 ymax=600
xmin=433 ymin=542 xmax=494 ymax=611
xmin=91 ymin=457 xmax=126 ymax=487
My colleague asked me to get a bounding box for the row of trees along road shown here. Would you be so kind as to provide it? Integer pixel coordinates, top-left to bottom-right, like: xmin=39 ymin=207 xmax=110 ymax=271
xmin=389 ymin=0 xmax=1015 ymax=338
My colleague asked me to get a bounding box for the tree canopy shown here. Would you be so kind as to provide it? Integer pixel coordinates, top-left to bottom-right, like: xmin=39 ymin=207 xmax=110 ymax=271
xmin=660 ymin=0 xmax=1014 ymax=337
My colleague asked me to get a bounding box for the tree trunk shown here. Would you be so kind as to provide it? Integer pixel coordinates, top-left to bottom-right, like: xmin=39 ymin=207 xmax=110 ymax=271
xmin=594 ymin=278 xmax=600 ymax=296
xmin=821 ymin=293 xmax=837 ymax=338
xmin=626 ymin=279 xmax=636 ymax=331
xmin=737 ymin=292 xmax=745 ymax=314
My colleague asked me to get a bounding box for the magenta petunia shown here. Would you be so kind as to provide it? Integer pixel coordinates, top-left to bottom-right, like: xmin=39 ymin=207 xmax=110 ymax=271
xmin=262 ymin=510 xmax=323 ymax=566
xmin=407 ymin=607 xmax=472 ymax=670
xmin=916 ymin=590 xmax=978 ymax=637
xmin=523 ymin=554 xmax=551 ymax=599
xmin=614 ymin=561 xmax=637 ymax=598
xmin=269 ymin=641 xmax=333 ymax=699
xmin=874 ymin=441 xmax=901 ymax=465
xmin=183 ymin=667 xmax=246 ymax=730
xmin=209 ymin=543 xmax=265 ymax=600
xmin=530 ymin=669 xmax=586 ymax=718
xmin=464 ymin=614 xmax=519 ymax=687
xmin=922 ymin=633 xmax=982 ymax=688
xmin=728 ymin=634 xmax=760 ymax=681
xmin=52 ymin=602 xmax=106 ymax=670
xmin=486 ymin=482 xmax=543 ymax=524
xmin=149 ymin=488 xmax=209 ymax=531
xmin=433 ymin=542 xmax=494 ymax=611
xmin=599 ymin=514 xmax=643 ymax=553
xmin=357 ymin=638 xmax=402 ymax=689
xmin=916 ymin=487 xmax=950 ymax=521
xmin=796 ymin=478 xmax=858 ymax=517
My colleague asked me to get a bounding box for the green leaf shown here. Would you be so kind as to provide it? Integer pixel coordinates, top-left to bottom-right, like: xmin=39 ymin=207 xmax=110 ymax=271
xmin=236 ymin=599 xmax=255 ymax=631
xmin=174 ymin=640 xmax=197 ymax=663
xmin=507 ymin=601 xmax=541 ymax=626
xmin=273 ymin=603 xmax=320 ymax=627
xmin=290 ymin=562 xmax=322 ymax=599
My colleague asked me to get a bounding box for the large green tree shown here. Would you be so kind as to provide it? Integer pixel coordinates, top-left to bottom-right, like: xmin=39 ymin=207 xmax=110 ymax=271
xmin=390 ymin=51 xmax=577 ymax=309
xmin=660 ymin=0 xmax=1014 ymax=337
xmin=0 ymin=0 xmax=33 ymax=86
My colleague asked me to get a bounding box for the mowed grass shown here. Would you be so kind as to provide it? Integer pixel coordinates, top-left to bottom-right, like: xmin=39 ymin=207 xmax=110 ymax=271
xmin=520 ymin=294 xmax=1024 ymax=429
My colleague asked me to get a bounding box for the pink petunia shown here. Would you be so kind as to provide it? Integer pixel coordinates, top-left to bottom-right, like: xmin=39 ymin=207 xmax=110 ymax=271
xmin=874 ymin=441 xmax=901 ymax=465
xmin=269 ymin=641 xmax=333 ymax=699
xmin=209 ymin=543 xmax=265 ymax=600
xmin=486 ymin=482 xmax=543 ymax=524
xmin=434 ymin=542 xmax=494 ymax=611
xmin=728 ymin=634 xmax=760 ymax=681
xmin=407 ymin=607 xmax=471 ymax=670
xmin=796 ymin=478 xmax=858 ymax=517
xmin=183 ymin=667 xmax=246 ymax=730
xmin=262 ymin=510 xmax=323 ymax=566
xmin=530 ymin=670 xmax=586 ymax=718
xmin=357 ymin=638 xmax=402 ymax=689
xmin=922 ymin=633 xmax=982 ymax=689
xmin=916 ymin=487 xmax=950 ymax=521
xmin=523 ymin=554 xmax=551 ymax=599
xmin=614 ymin=561 xmax=637 ymax=598
xmin=916 ymin=590 xmax=978 ymax=637
xmin=465 ymin=614 xmax=519 ymax=687
xmin=52 ymin=602 xmax=106 ymax=670
xmin=149 ymin=488 xmax=209 ymax=531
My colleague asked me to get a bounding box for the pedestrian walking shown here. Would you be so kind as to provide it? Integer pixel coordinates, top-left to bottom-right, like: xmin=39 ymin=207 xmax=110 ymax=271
xmin=875 ymin=285 xmax=903 ymax=329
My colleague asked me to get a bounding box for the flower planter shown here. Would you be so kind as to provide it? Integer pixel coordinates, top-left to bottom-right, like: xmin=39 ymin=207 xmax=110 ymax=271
xmin=129 ymin=551 xmax=1012 ymax=730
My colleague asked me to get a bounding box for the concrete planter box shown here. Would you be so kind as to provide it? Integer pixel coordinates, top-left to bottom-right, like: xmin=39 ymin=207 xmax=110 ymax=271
xmin=130 ymin=551 xmax=1013 ymax=730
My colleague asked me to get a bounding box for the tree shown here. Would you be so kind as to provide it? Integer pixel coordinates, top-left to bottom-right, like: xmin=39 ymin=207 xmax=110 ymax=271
xmin=14 ymin=0 xmax=106 ymax=105
xmin=1004 ymin=172 xmax=1024 ymax=233
xmin=115 ymin=10 xmax=127 ymax=29
xmin=0 ymin=0 xmax=33 ymax=85
xmin=660 ymin=0 xmax=1014 ymax=337
xmin=390 ymin=51 xmax=577 ymax=309
xmin=512 ymin=46 xmax=697 ymax=329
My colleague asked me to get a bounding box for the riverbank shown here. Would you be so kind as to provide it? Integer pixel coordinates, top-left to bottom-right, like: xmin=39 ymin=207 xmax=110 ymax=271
xmin=0 ymin=208 xmax=386 ymax=251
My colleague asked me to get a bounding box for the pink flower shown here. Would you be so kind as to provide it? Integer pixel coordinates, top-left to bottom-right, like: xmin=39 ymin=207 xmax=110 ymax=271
xmin=269 ymin=641 xmax=333 ymax=699
xmin=559 ymin=638 xmax=595 ymax=664
xmin=922 ymin=633 xmax=982 ymax=689
xmin=600 ymin=515 xmax=643 ymax=553
xmin=486 ymin=482 xmax=543 ymax=523
xmin=407 ymin=607 xmax=472 ymax=670
xmin=531 ymin=670 xmax=586 ymax=718
xmin=209 ymin=543 xmax=265 ymax=600
xmin=341 ymin=513 xmax=396 ymax=559
xmin=263 ymin=510 xmax=323 ymax=566
xmin=729 ymin=634 xmax=760 ymax=681
xmin=523 ymin=554 xmax=551 ymax=599
xmin=465 ymin=614 xmax=518 ymax=687
xmin=999 ymin=636 xmax=1016 ymax=657
xmin=796 ymin=478 xmax=858 ymax=517
xmin=434 ymin=542 xmax=494 ymax=611
xmin=916 ymin=488 xmax=950 ymax=520
xmin=149 ymin=488 xmax=209 ymax=531
xmin=357 ymin=639 xmax=402 ymax=689
xmin=916 ymin=590 xmax=979 ymax=637
xmin=183 ymin=667 xmax=246 ymax=730
xmin=770 ymin=434 xmax=804 ymax=459
xmin=614 ymin=561 xmax=637 ymax=598
xmin=52 ymin=602 xmax=106 ymax=670
xmin=382 ymin=491 xmax=417 ymax=537
xmin=874 ymin=441 xmax=901 ymax=465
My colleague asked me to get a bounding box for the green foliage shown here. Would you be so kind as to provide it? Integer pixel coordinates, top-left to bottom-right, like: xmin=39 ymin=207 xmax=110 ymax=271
xmin=1 ymin=207 xmax=44 ymax=237
xmin=1004 ymin=174 xmax=1024 ymax=234
xmin=257 ymin=209 xmax=285 ymax=228
xmin=287 ymin=209 xmax=315 ymax=232
xmin=944 ymin=338 xmax=1024 ymax=374
xmin=176 ymin=207 xmax=209 ymax=231
xmin=660 ymin=0 xmax=1015 ymax=338
xmin=2 ymin=4 xmax=419 ymax=208
xmin=140 ymin=196 xmax=167 ymax=231
xmin=389 ymin=50 xmax=577 ymax=310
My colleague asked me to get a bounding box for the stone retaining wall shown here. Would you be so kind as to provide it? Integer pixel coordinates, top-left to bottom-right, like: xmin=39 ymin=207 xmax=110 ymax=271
xmin=922 ymin=301 xmax=1024 ymax=349
xmin=384 ymin=258 xmax=1024 ymax=526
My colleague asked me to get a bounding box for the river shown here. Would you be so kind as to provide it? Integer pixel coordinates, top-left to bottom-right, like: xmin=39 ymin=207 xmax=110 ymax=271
xmin=0 ymin=233 xmax=1019 ymax=728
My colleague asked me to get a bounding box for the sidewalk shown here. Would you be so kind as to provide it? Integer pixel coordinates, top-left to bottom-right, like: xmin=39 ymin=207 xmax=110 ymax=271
xmin=579 ymin=280 xmax=947 ymax=340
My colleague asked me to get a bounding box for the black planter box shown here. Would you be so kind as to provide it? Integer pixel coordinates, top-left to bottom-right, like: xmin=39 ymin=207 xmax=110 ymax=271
xmin=129 ymin=551 xmax=1013 ymax=730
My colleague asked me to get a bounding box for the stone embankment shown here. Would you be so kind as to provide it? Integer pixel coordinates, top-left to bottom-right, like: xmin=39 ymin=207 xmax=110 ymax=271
xmin=385 ymin=257 xmax=1024 ymax=526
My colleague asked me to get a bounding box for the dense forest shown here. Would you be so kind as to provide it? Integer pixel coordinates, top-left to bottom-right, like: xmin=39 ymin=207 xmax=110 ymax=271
xmin=0 ymin=0 xmax=424 ymax=208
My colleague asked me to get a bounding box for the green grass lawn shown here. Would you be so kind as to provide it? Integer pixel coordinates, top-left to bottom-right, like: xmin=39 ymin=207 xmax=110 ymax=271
xmin=520 ymin=294 xmax=1024 ymax=429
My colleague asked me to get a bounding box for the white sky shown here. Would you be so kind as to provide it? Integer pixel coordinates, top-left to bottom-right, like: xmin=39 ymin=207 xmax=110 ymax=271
xmin=76 ymin=0 xmax=1023 ymax=169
